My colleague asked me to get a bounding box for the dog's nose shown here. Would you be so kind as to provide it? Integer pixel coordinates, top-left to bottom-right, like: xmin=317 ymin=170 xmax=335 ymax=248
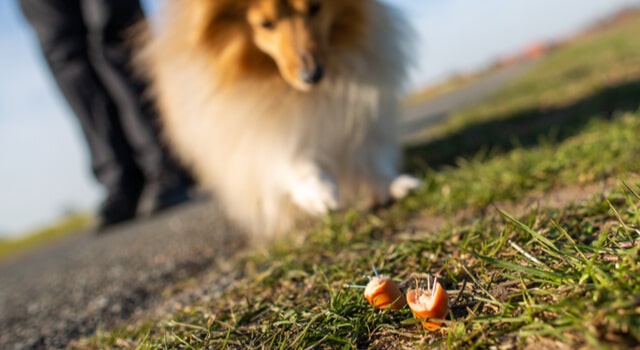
xmin=300 ymin=64 xmax=324 ymax=84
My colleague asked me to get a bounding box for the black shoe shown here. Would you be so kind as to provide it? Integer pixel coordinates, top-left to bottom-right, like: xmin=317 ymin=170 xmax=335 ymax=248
xmin=137 ymin=178 xmax=192 ymax=216
xmin=94 ymin=193 xmax=139 ymax=232
xmin=150 ymin=183 xmax=191 ymax=213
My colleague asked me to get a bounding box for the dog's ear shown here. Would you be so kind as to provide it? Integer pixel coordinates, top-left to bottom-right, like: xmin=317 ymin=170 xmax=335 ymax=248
xmin=188 ymin=0 xmax=211 ymax=47
xmin=328 ymin=1 xmax=369 ymax=51
xmin=188 ymin=0 xmax=249 ymax=48
xmin=184 ymin=0 xmax=278 ymax=83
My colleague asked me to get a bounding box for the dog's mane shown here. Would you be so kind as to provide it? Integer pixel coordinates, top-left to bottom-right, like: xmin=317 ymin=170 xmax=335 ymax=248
xmin=140 ymin=0 xmax=414 ymax=237
xmin=181 ymin=0 xmax=369 ymax=83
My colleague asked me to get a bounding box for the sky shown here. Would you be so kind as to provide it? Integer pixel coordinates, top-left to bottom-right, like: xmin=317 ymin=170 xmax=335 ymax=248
xmin=1 ymin=0 xmax=639 ymax=238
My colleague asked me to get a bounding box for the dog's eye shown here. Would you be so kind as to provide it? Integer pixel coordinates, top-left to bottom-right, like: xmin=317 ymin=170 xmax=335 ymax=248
xmin=261 ymin=20 xmax=275 ymax=30
xmin=308 ymin=2 xmax=321 ymax=17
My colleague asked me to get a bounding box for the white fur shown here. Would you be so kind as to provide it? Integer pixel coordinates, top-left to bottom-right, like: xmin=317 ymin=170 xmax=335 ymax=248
xmin=144 ymin=1 xmax=420 ymax=238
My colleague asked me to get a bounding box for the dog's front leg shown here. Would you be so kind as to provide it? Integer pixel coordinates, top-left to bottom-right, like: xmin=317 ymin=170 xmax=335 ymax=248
xmin=368 ymin=146 xmax=422 ymax=205
xmin=286 ymin=161 xmax=339 ymax=216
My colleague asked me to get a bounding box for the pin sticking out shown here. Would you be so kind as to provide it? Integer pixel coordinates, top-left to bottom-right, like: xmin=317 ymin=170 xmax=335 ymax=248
xmin=406 ymin=274 xmax=449 ymax=331
xmin=363 ymin=264 xmax=406 ymax=310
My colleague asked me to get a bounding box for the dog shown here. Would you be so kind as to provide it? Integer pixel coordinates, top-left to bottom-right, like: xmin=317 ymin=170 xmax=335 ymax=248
xmin=138 ymin=0 xmax=420 ymax=237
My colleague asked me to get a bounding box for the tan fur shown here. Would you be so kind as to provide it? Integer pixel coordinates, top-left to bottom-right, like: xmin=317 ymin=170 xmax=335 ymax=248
xmin=138 ymin=0 xmax=417 ymax=238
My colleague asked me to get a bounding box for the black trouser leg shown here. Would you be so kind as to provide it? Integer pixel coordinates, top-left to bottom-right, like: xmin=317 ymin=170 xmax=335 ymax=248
xmin=79 ymin=0 xmax=168 ymax=184
xmin=79 ymin=0 xmax=193 ymax=197
xmin=19 ymin=0 xmax=145 ymax=200
xmin=20 ymin=0 xmax=193 ymax=221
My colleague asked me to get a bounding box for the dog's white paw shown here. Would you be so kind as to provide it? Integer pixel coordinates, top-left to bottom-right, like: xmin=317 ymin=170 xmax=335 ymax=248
xmin=390 ymin=174 xmax=422 ymax=200
xmin=291 ymin=175 xmax=339 ymax=216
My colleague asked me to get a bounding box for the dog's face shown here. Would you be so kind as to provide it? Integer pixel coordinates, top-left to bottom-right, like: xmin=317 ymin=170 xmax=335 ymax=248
xmin=189 ymin=0 xmax=367 ymax=91
xmin=246 ymin=0 xmax=329 ymax=91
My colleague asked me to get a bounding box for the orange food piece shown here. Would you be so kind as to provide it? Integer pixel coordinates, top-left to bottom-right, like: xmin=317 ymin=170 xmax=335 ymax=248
xmin=364 ymin=275 xmax=407 ymax=310
xmin=406 ymin=280 xmax=449 ymax=331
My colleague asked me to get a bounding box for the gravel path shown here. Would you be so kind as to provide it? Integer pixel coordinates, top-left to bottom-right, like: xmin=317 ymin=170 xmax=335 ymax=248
xmin=0 ymin=63 xmax=533 ymax=350
xmin=402 ymin=60 xmax=538 ymax=144
xmin=0 ymin=198 xmax=246 ymax=349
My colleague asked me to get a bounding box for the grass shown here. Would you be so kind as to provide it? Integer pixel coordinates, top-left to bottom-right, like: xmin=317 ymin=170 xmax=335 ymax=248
xmin=0 ymin=213 xmax=90 ymax=262
xmin=407 ymin=9 xmax=640 ymax=165
xmin=75 ymin=10 xmax=640 ymax=350
xmin=405 ymin=73 xmax=483 ymax=105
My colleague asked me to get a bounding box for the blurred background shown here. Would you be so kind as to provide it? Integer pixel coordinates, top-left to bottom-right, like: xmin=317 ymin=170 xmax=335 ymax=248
xmin=1 ymin=0 xmax=639 ymax=238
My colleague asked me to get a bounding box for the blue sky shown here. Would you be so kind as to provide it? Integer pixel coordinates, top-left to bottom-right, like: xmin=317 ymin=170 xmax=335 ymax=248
xmin=1 ymin=0 xmax=639 ymax=237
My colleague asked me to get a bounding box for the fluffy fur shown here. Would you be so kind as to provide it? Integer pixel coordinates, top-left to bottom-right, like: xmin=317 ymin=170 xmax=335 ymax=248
xmin=139 ymin=0 xmax=420 ymax=237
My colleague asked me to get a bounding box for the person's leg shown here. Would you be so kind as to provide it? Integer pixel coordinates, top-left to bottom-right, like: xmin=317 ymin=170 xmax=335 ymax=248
xmin=81 ymin=0 xmax=192 ymax=213
xmin=19 ymin=0 xmax=145 ymax=226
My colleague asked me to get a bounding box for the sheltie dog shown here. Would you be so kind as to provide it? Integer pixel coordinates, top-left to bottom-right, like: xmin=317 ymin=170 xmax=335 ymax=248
xmin=139 ymin=0 xmax=420 ymax=237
